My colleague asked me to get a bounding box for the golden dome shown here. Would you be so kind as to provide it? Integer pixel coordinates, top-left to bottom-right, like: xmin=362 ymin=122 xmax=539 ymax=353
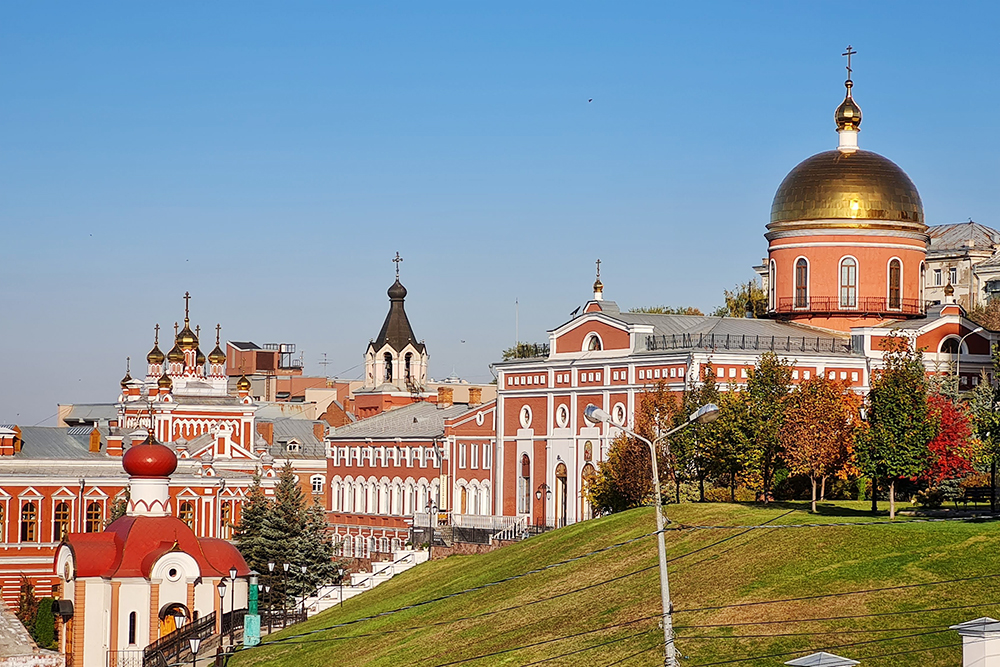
xmin=208 ymin=345 xmax=226 ymax=365
xmin=167 ymin=343 xmax=184 ymax=364
xmin=835 ymin=81 xmax=862 ymax=131
xmin=196 ymin=348 xmax=206 ymax=366
xmin=236 ymin=374 xmax=251 ymax=392
xmin=120 ymin=372 xmax=132 ymax=389
xmin=177 ymin=322 xmax=198 ymax=351
xmin=147 ymin=344 xmax=165 ymax=365
xmin=769 ymin=150 xmax=924 ymax=228
xmin=158 ymin=372 xmax=173 ymax=390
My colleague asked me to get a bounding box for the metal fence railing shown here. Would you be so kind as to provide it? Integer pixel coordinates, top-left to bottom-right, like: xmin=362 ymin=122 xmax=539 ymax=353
xmin=645 ymin=332 xmax=851 ymax=354
xmin=142 ymin=611 xmax=217 ymax=667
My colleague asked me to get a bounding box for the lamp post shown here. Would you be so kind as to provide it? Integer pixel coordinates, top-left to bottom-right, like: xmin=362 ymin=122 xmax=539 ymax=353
xmin=534 ymin=484 xmax=552 ymax=528
xmin=337 ymin=568 xmax=345 ymax=609
xmin=955 ymin=326 xmax=985 ymax=394
xmin=263 ymin=585 xmax=271 ymax=633
xmin=188 ymin=636 xmax=201 ymax=667
xmin=299 ymin=565 xmax=308 ymax=615
xmin=216 ymin=580 xmax=227 ymax=645
xmin=585 ymin=402 xmax=719 ymax=667
xmin=228 ymin=567 xmax=237 ymax=647
xmin=282 ymin=563 xmax=290 ymax=627
xmin=425 ymin=501 xmax=437 ymax=561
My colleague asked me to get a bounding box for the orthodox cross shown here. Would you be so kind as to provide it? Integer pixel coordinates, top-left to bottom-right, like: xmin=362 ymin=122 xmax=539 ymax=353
xmin=126 ymin=357 xmax=130 ymax=373
xmin=183 ymin=291 xmax=191 ymax=320
xmin=154 ymin=323 xmax=160 ymax=345
xmin=393 ymin=252 xmax=403 ymax=278
xmin=195 ymin=325 xmax=200 ymax=338
xmin=842 ymin=45 xmax=857 ymax=79
xmin=174 ymin=322 xmax=179 ymax=336
xmin=215 ymin=324 xmax=222 ymax=345
xmin=595 ymin=258 xmax=601 ymax=279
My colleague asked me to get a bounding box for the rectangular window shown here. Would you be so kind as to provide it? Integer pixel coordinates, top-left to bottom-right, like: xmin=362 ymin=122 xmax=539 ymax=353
xmin=507 ymin=377 xmax=513 ymax=386
xmin=612 ymin=371 xmax=618 ymax=381
xmin=851 ymin=372 xmax=859 ymax=382
xmin=741 ymin=368 xmax=747 ymax=379
xmin=829 ymin=371 xmax=836 ymax=379
xmin=653 ymin=369 xmax=660 ymax=379
xmin=840 ymin=371 xmax=847 ymax=380
xmin=471 ymin=443 xmax=479 ymax=469
xmin=595 ymin=372 xmax=601 ymax=382
xmin=638 ymin=370 xmax=645 ymax=380
xmin=459 ymin=444 xmax=467 ymax=469
xmin=729 ymin=368 xmax=736 ymax=378
xmin=669 ymin=368 xmax=676 ymax=378
xmin=484 ymin=444 xmax=492 ymax=469
xmin=804 ymin=371 xmax=811 ymax=379
xmin=950 ymin=267 xmax=958 ymax=285
xmin=792 ymin=370 xmax=799 ymax=379
xmin=934 ymin=268 xmax=942 ymax=286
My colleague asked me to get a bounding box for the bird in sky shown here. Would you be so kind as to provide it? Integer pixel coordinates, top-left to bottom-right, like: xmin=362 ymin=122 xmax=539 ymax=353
xmin=588 ymin=98 xmax=593 ymax=103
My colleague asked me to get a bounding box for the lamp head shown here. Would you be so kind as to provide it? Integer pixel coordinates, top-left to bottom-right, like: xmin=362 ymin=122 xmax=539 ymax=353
xmin=690 ymin=403 xmax=720 ymax=425
xmin=217 ymin=581 xmax=227 ymax=598
xmin=301 ymin=565 xmax=307 ymax=574
xmin=283 ymin=563 xmax=290 ymax=572
xmin=583 ymin=404 xmax=612 ymax=424
xmin=229 ymin=567 xmax=238 ymax=580
xmin=189 ymin=637 xmax=202 ymax=655
xmin=268 ymin=562 xmax=275 ymax=572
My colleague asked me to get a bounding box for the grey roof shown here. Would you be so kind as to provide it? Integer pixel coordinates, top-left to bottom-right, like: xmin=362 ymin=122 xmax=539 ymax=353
xmin=171 ymin=395 xmax=242 ymax=406
xmin=267 ymin=418 xmax=326 ymax=459
xmin=927 ymin=221 xmax=1000 ymax=255
xmin=61 ymin=403 xmax=118 ymax=424
xmin=975 ymin=251 xmax=1000 ymax=269
xmin=228 ymin=341 xmax=261 ymax=351
xmin=328 ymin=402 xmax=474 ymax=440
xmin=12 ymin=426 xmax=106 ymax=460
xmin=784 ymin=652 xmax=858 ymax=667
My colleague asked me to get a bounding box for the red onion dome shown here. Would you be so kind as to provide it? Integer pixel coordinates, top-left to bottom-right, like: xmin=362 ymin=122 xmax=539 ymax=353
xmin=123 ymin=436 xmax=178 ymax=478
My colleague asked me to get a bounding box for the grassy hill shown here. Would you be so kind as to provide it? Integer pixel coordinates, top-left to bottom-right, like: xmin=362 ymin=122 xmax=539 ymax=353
xmin=230 ymin=502 xmax=1000 ymax=666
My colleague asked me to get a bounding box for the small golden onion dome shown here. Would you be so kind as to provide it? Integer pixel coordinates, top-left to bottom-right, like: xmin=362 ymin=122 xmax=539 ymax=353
xmin=147 ymin=344 xmax=165 ymax=365
xmin=196 ymin=348 xmax=206 ymax=366
xmin=236 ymin=374 xmax=251 ymax=392
xmin=835 ymin=81 xmax=862 ymax=131
xmin=158 ymin=372 xmax=173 ymax=390
xmin=944 ymin=282 xmax=955 ymax=297
xmin=120 ymin=372 xmax=132 ymax=389
xmin=167 ymin=343 xmax=184 ymax=364
xmin=177 ymin=322 xmax=199 ymax=351
xmin=769 ymin=150 xmax=924 ymax=228
xmin=208 ymin=345 xmax=226 ymax=364
xmin=593 ymin=278 xmax=603 ymax=293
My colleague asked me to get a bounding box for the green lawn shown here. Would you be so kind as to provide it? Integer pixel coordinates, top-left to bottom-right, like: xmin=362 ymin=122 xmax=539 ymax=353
xmin=230 ymin=501 xmax=1000 ymax=666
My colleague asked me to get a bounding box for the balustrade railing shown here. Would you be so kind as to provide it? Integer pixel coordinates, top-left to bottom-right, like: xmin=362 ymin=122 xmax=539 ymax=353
xmin=774 ymin=296 xmax=923 ymax=315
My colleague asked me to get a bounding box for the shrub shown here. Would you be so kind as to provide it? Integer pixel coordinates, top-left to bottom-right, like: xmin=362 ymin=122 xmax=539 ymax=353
xmin=703 ymin=486 xmax=756 ymax=503
xmin=32 ymin=598 xmax=55 ymax=649
xmin=913 ymin=487 xmax=945 ymax=509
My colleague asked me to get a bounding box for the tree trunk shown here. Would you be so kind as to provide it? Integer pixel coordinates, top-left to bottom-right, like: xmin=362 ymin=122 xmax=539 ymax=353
xmin=871 ymin=477 xmax=878 ymax=513
xmin=889 ymin=479 xmax=896 ymax=519
xmin=992 ymin=460 xmax=997 ymax=515
xmin=675 ymin=478 xmax=681 ymax=505
xmin=762 ymin=459 xmax=771 ymax=504
xmin=698 ymin=471 xmax=706 ymax=503
xmin=730 ymin=464 xmax=737 ymax=502
xmin=820 ymin=476 xmax=827 ymax=501
xmin=811 ymin=476 xmax=817 ymax=514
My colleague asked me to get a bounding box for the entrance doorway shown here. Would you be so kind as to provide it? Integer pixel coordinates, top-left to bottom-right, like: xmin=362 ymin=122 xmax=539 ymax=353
xmin=555 ymin=463 xmax=568 ymax=528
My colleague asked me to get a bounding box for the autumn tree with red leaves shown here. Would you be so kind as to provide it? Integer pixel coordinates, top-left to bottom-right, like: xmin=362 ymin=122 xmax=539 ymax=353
xmin=924 ymin=394 xmax=978 ymax=484
xmin=780 ymin=376 xmax=860 ymax=513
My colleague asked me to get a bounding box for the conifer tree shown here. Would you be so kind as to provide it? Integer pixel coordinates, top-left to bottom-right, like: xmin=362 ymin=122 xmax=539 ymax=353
xmin=261 ymin=462 xmax=306 ymax=604
xmin=234 ymin=473 xmax=270 ymax=575
xmin=294 ymin=500 xmax=340 ymax=601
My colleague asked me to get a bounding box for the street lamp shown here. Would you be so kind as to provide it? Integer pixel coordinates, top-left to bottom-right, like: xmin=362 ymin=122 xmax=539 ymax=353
xmin=263 ymin=585 xmax=271 ymax=633
xmin=337 ymin=568 xmax=345 ymax=609
xmin=300 ymin=565 xmax=308 ymax=615
xmin=228 ymin=567 xmax=237 ymax=647
xmin=425 ymin=501 xmax=437 ymax=561
xmin=282 ymin=563 xmax=290 ymax=627
xmin=584 ymin=402 xmax=718 ymax=667
xmin=216 ymin=580 xmax=226 ymax=643
xmin=188 ymin=637 xmax=201 ymax=667
xmin=955 ymin=326 xmax=985 ymax=393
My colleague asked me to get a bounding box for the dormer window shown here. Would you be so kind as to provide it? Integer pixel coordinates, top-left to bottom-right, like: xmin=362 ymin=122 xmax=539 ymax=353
xmin=587 ymin=334 xmax=602 ymax=351
xmin=286 ymin=440 xmax=302 ymax=453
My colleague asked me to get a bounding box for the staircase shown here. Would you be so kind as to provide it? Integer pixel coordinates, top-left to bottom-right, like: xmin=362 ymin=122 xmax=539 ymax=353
xmin=301 ymin=549 xmax=428 ymax=615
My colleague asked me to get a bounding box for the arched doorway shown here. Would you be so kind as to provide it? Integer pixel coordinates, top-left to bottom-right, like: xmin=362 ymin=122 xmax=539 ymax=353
xmin=554 ymin=463 xmax=568 ymax=528
xmin=581 ymin=463 xmax=597 ymax=520
xmin=158 ymin=602 xmax=190 ymax=637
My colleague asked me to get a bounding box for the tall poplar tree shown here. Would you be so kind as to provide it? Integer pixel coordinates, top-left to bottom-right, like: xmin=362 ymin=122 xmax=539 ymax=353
xmin=856 ymin=335 xmax=936 ymax=518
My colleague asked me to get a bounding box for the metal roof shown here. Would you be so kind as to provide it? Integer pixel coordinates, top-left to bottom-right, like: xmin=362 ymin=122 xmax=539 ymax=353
xmin=61 ymin=403 xmax=118 ymax=423
xmin=927 ymin=221 xmax=1000 ymax=255
xmin=328 ymin=402 xmax=474 ymax=440
xmin=13 ymin=426 xmax=106 ymax=460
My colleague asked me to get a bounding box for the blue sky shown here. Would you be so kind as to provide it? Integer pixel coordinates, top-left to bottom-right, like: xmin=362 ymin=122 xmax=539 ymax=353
xmin=1 ymin=2 xmax=998 ymax=424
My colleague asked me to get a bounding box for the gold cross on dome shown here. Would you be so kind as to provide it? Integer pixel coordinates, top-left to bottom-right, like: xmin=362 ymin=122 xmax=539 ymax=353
xmin=154 ymin=323 xmax=160 ymax=345
xmin=183 ymin=291 xmax=191 ymax=319
xmin=393 ymin=252 xmax=403 ymax=278
xmin=842 ymin=45 xmax=857 ymax=79
xmin=595 ymin=258 xmax=601 ymax=279
xmin=216 ymin=324 xmax=222 ymax=345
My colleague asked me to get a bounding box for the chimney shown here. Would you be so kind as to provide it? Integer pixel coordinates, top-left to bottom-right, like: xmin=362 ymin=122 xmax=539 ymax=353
xmin=89 ymin=429 xmax=101 ymax=453
xmin=468 ymin=387 xmax=482 ymax=406
xmin=130 ymin=431 xmax=147 ymax=448
xmin=951 ymin=617 xmax=1000 ymax=667
xmin=107 ymin=435 xmax=124 ymax=457
xmin=313 ymin=422 xmax=326 ymax=441
xmin=437 ymin=386 xmax=454 ymax=409
xmin=256 ymin=422 xmax=274 ymax=446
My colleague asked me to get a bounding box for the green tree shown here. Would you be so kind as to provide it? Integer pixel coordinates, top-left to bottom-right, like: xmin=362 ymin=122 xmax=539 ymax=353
xmin=107 ymin=490 xmax=129 ymax=525
xmin=32 ymin=597 xmax=55 ymax=649
xmin=294 ymin=500 xmax=341 ymax=602
xmin=711 ymin=281 xmax=768 ymax=318
xmin=262 ymin=463 xmax=307 ymax=605
xmin=234 ymin=473 xmax=271 ymax=575
xmin=673 ymin=363 xmax=721 ymax=501
xmin=856 ymin=335 xmax=937 ymax=518
xmin=739 ymin=352 xmax=794 ymax=502
xmin=628 ymin=306 xmax=704 ymax=316
xmin=968 ymin=349 xmax=1000 ymax=512
xmin=501 ymin=342 xmax=549 ymax=360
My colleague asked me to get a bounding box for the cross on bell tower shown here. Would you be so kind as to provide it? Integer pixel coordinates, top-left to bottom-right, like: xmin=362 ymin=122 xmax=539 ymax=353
xmin=393 ymin=252 xmax=403 ymax=279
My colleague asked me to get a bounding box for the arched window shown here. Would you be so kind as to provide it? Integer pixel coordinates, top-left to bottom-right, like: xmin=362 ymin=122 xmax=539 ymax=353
xmin=128 ymin=611 xmax=137 ymax=645
xmin=53 ymin=502 xmax=70 ymax=541
xmin=517 ymin=454 xmax=531 ymax=514
xmin=85 ymin=502 xmax=103 ymax=533
xmin=587 ymin=334 xmax=602 ymax=351
xmin=383 ymin=353 xmax=393 ymax=382
xmin=404 ymin=353 xmax=412 ymax=381
xmin=888 ymin=259 xmax=902 ymax=309
xmin=794 ymin=258 xmax=809 ymax=308
xmin=221 ymin=503 xmax=232 ymax=539
xmin=20 ymin=502 xmax=37 ymax=542
xmin=840 ymin=257 xmax=858 ymax=308
xmin=768 ymin=260 xmax=776 ymax=310
xmin=178 ymin=501 xmax=194 ymax=529
xmin=940 ymin=337 xmax=962 ymax=355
